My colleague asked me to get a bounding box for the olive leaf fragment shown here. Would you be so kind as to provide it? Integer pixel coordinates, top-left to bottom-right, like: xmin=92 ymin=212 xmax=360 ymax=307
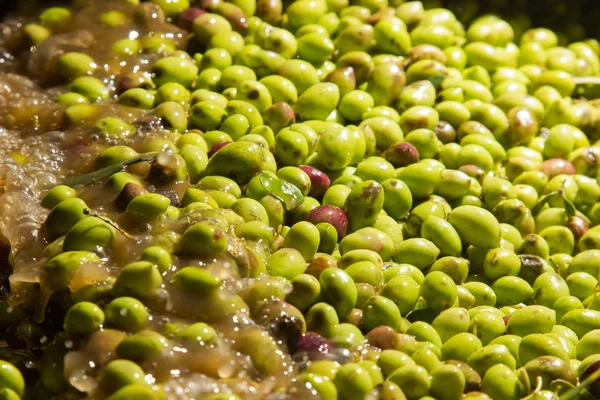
xmin=259 ymin=172 xmax=305 ymax=211
xmin=62 ymin=152 xmax=159 ymax=188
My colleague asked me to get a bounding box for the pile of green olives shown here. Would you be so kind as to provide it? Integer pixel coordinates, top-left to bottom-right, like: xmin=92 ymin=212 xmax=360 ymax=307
xmin=1 ymin=0 xmax=600 ymax=399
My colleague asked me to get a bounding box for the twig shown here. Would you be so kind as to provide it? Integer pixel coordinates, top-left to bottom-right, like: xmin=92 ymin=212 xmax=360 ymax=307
xmin=83 ymin=209 xmax=134 ymax=240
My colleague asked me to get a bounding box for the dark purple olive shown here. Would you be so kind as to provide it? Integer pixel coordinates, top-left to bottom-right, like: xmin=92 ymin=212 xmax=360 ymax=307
xmin=177 ymin=8 xmax=207 ymax=31
xmin=156 ymin=190 xmax=180 ymax=207
xmin=518 ymin=255 xmax=549 ymax=284
xmin=115 ymin=75 xmax=136 ymax=95
xmin=540 ymin=158 xmax=576 ymax=179
xmin=208 ymin=141 xmax=232 ymax=157
xmin=299 ymin=165 xmax=331 ymax=197
xmin=580 ymin=360 xmax=600 ymax=397
xmin=268 ymin=315 xmax=304 ymax=353
xmin=382 ymin=142 xmax=420 ymax=168
xmin=295 ymin=332 xmax=334 ymax=354
xmin=306 ymin=205 xmax=348 ymax=239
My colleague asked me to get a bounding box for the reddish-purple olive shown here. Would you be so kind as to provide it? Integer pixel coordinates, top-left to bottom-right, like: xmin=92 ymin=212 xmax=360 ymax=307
xmin=295 ymin=332 xmax=334 ymax=354
xmin=208 ymin=141 xmax=232 ymax=157
xmin=306 ymin=205 xmax=348 ymax=239
xmin=540 ymin=158 xmax=575 ymax=179
xmin=382 ymin=142 xmax=420 ymax=168
xmin=268 ymin=315 xmax=304 ymax=353
xmin=299 ymin=165 xmax=331 ymax=197
xmin=157 ymin=189 xmax=180 ymax=207
xmin=177 ymin=8 xmax=207 ymax=31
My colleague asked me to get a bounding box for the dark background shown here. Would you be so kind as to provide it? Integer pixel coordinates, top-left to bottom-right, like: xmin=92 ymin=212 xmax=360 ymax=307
xmin=0 ymin=0 xmax=599 ymax=41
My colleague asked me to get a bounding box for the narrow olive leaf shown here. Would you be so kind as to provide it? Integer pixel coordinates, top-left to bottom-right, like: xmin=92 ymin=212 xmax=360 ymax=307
xmin=549 ymin=379 xmax=578 ymax=398
xmin=578 ymin=212 xmax=592 ymax=225
xmin=547 ymin=257 xmax=560 ymax=274
xmin=404 ymin=298 xmax=428 ymax=320
xmin=259 ymin=172 xmax=305 ymax=211
xmin=563 ymin=196 xmax=577 ymax=218
xmin=0 ymin=348 xmax=37 ymax=365
xmin=427 ymin=75 xmax=446 ymax=90
xmin=531 ymin=191 xmax=558 ymax=216
xmin=62 ymin=153 xmax=159 ymax=188
xmin=559 ymin=364 xmax=600 ymax=400
xmin=408 ymin=297 xmax=428 ymax=314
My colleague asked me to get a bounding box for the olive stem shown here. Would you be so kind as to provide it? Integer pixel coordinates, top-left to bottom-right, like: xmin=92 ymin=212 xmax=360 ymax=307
xmin=586 ymin=288 xmax=600 ymax=309
xmin=534 ymin=376 xmax=543 ymax=393
xmin=83 ymin=209 xmax=134 ymax=239
xmin=573 ymin=76 xmax=600 ymax=85
xmin=519 ymin=368 xmax=532 ymax=393
xmin=559 ymin=366 xmax=600 ymax=400
xmin=520 ymin=376 xmax=545 ymax=400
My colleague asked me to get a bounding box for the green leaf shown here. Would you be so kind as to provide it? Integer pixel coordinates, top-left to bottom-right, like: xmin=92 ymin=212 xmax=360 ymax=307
xmin=259 ymin=172 xmax=304 ymax=211
xmin=62 ymin=153 xmax=159 ymax=188
xmin=563 ymin=196 xmax=577 ymax=218
xmin=559 ymin=363 xmax=600 ymax=400
xmin=550 ymin=379 xmax=580 ymax=399
xmin=531 ymin=191 xmax=559 ymax=216
xmin=547 ymin=257 xmax=559 ymax=274
xmin=410 ymin=297 xmax=428 ymax=313
xmin=427 ymin=75 xmax=446 ymax=90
